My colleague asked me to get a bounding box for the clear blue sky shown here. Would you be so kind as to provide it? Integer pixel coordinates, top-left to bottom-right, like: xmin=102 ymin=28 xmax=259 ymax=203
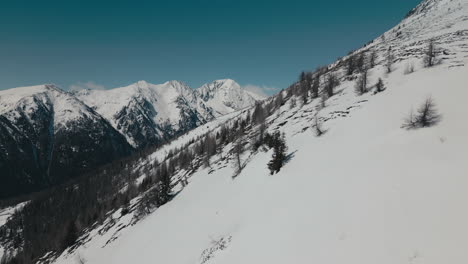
xmin=0 ymin=0 xmax=421 ymax=94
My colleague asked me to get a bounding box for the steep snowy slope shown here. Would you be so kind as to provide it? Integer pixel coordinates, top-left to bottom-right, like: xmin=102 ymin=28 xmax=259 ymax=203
xmin=0 ymin=85 xmax=132 ymax=198
xmin=46 ymin=0 xmax=468 ymax=263
xmin=196 ymin=79 xmax=259 ymax=117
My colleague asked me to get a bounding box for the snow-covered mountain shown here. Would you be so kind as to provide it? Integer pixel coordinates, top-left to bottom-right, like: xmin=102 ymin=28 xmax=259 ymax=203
xmin=196 ymin=79 xmax=259 ymax=117
xmin=0 ymin=79 xmax=260 ymax=197
xmin=0 ymin=84 xmax=132 ymax=198
xmin=75 ymin=79 xmax=261 ymax=148
xmin=15 ymin=0 xmax=465 ymax=263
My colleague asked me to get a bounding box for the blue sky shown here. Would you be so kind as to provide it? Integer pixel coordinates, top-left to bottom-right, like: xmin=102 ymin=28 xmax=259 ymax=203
xmin=0 ymin=0 xmax=421 ymax=94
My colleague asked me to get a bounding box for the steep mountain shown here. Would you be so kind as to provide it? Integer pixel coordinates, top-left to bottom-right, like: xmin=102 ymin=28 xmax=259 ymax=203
xmin=75 ymin=80 xmax=210 ymax=148
xmin=0 ymin=79 xmax=260 ymax=198
xmin=0 ymin=85 xmax=132 ymax=198
xmin=75 ymin=79 xmax=261 ymax=148
xmin=195 ymin=79 xmax=259 ymax=117
xmin=6 ymin=0 xmax=463 ymax=263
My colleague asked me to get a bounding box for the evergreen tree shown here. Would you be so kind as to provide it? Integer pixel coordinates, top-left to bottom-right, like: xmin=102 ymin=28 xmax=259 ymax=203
xmin=375 ymin=78 xmax=385 ymax=93
xmin=267 ymin=132 xmax=288 ymax=175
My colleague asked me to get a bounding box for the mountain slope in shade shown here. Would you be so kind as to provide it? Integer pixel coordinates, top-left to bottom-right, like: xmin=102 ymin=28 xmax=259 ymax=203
xmin=0 ymin=85 xmax=133 ymax=198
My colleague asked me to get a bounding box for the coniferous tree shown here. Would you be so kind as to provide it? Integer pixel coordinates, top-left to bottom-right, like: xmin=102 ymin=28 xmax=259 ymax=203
xmin=375 ymin=78 xmax=385 ymax=93
xmin=267 ymin=131 xmax=287 ymax=175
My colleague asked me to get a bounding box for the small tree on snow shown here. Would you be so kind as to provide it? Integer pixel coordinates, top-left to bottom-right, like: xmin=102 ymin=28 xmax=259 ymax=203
xmin=402 ymin=97 xmax=441 ymax=129
xmin=267 ymin=131 xmax=287 ymax=175
xmin=375 ymin=78 xmax=385 ymax=93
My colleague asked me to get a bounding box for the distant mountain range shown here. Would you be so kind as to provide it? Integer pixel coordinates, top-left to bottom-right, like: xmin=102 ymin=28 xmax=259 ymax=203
xmin=0 ymin=79 xmax=262 ymax=198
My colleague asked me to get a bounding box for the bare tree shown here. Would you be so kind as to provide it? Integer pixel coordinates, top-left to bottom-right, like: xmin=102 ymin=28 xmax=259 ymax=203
xmin=311 ymin=76 xmax=320 ymax=98
xmin=233 ymin=140 xmax=243 ymax=177
xmin=356 ymin=52 xmax=366 ymax=72
xmin=386 ymin=48 xmax=395 ymax=73
xmin=354 ymin=69 xmax=368 ymax=95
xmin=325 ymin=73 xmax=339 ymax=97
xmin=404 ymin=62 xmax=415 ymax=74
xmin=314 ymin=116 xmax=324 ymax=137
xmin=369 ymin=50 xmax=377 ymax=68
xmin=423 ymin=39 xmax=436 ymax=67
xmin=290 ymin=96 xmax=297 ymax=109
xmin=346 ymin=55 xmax=356 ymax=75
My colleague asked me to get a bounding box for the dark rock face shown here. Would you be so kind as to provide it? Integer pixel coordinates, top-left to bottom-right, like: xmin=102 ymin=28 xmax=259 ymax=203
xmin=114 ymin=96 xmax=163 ymax=149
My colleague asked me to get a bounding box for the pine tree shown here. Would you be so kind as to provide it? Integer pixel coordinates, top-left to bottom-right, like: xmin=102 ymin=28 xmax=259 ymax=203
xmin=267 ymin=132 xmax=288 ymax=175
